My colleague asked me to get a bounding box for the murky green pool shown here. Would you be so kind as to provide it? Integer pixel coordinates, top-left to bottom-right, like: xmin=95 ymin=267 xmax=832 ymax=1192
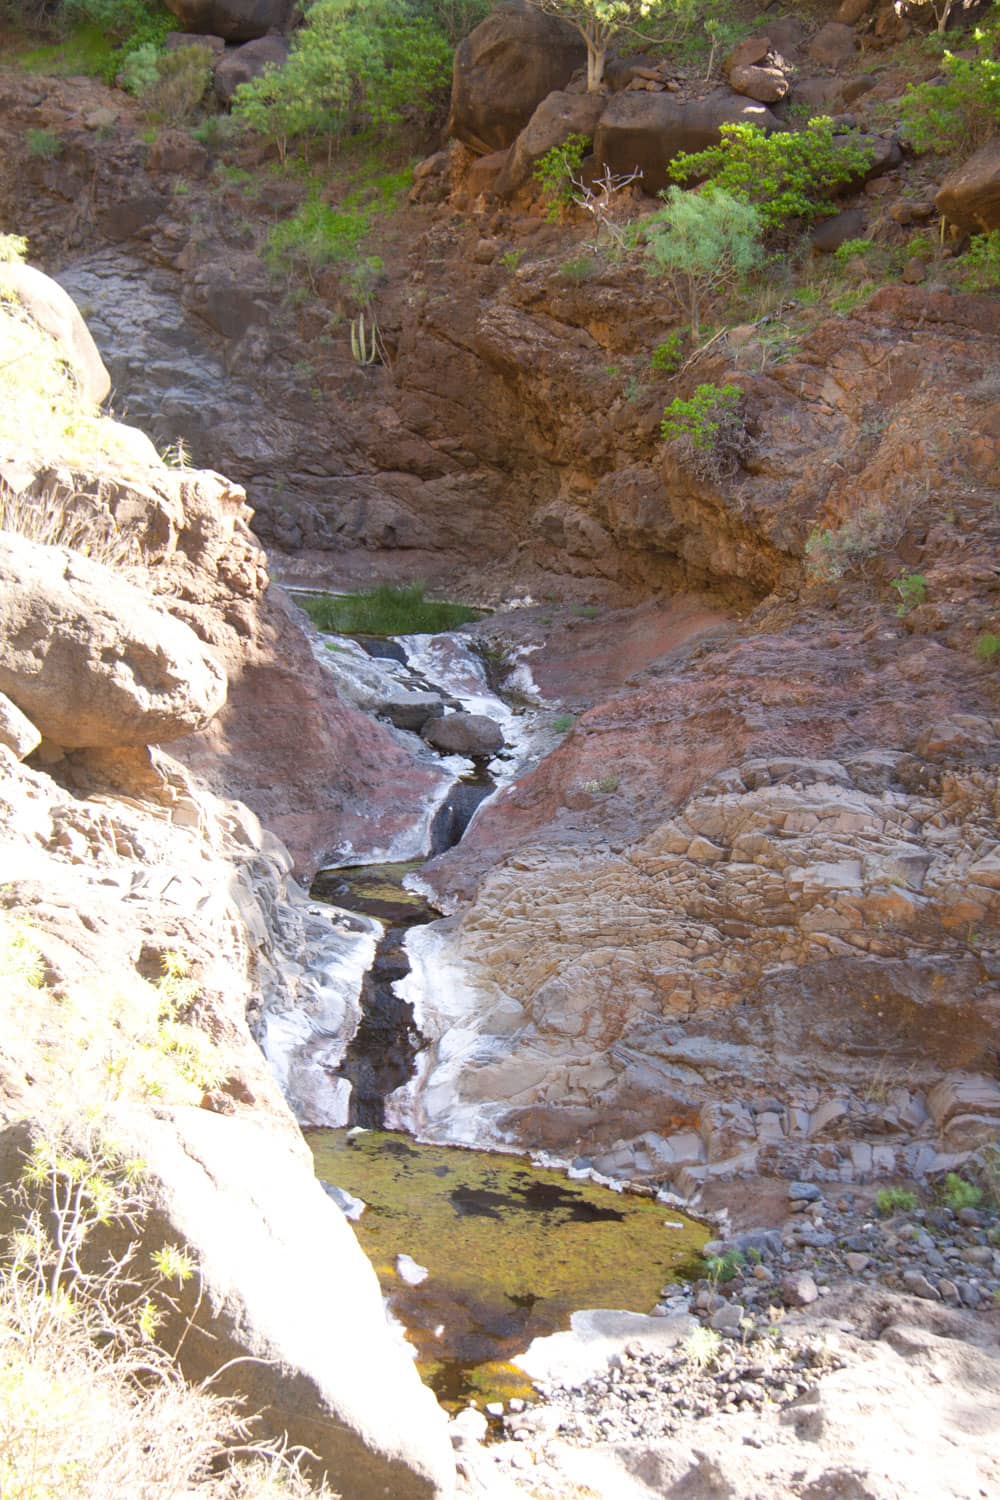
xmin=308 ymin=1129 xmax=707 ymax=1408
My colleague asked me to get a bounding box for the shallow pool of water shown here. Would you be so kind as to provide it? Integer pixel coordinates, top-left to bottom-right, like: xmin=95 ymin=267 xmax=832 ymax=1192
xmin=308 ymin=1129 xmax=707 ymax=1408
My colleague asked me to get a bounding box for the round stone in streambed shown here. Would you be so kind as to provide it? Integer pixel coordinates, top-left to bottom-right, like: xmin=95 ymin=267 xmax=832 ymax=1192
xmin=306 ymin=1129 xmax=707 ymax=1411
xmin=423 ymin=711 xmax=505 ymax=755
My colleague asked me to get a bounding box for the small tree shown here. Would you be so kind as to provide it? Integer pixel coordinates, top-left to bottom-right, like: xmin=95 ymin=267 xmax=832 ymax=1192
xmin=640 ymin=186 xmax=763 ymax=338
xmin=896 ymin=0 xmax=981 ymax=36
xmin=522 ymin=1 xmax=690 ymax=91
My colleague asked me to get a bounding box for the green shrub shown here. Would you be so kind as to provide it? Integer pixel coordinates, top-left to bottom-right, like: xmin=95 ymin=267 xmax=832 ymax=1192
xmin=139 ymin=44 xmax=213 ymax=120
xmin=499 ymin=248 xmax=525 ymax=272
xmin=962 ymin=229 xmax=1000 ymax=290
xmin=900 ymin=20 xmax=1000 ymax=154
xmin=876 ymin=1186 xmax=918 ymax=1214
xmin=705 ymin=1249 xmax=745 ymax=1284
xmin=640 ymin=186 xmax=763 ymax=337
xmin=942 ymin=1173 xmax=983 ymax=1211
xmin=119 ymin=40 xmax=161 ymax=97
xmin=650 ymin=331 xmax=685 ymax=373
xmin=552 ymin=713 xmax=576 ymax=733
xmin=670 ymin=118 xmax=876 ymax=229
xmin=974 ymin=631 xmax=1000 ymax=661
xmin=804 ymin=500 xmax=910 ymax=581
xmin=298 ymin=583 xmax=480 ymax=636
xmin=533 ymin=132 xmax=589 ymax=220
xmin=232 ymin=0 xmax=453 ymax=160
xmin=25 ymin=127 xmax=62 ymax=159
xmin=661 ymin=381 xmax=747 ymax=480
xmin=892 ymin=571 xmax=928 ymax=615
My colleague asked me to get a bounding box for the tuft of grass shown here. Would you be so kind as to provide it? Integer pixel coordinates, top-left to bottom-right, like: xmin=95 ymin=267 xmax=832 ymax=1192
xmin=683 ymin=1325 xmax=722 ymax=1370
xmin=974 ymin=631 xmax=1000 ymax=662
xmin=25 ymin=128 xmax=63 ymax=160
xmin=552 ymin=714 xmax=576 ymax=734
xmin=298 ymin=584 xmax=480 ymax=637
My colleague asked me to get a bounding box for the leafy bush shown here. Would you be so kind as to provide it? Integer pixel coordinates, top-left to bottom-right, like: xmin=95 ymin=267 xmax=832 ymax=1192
xmin=900 ymin=19 xmax=1000 ymax=153
xmin=975 ymin=630 xmax=1000 ymax=661
xmin=892 ymin=571 xmax=927 ymax=615
xmin=650 ymin=330 xmax=685 ymax=373
xmin=232 ymin=0 xmax=453 ymax=159
xmin=876 ymin=1186 xmax=918 ymax=1214
xmin=942 ymin=1172 xmax=983 ymax=1210
xmin=139 ymin=45 xmax=213 ymax=120
xmin=298 ymin=583 xmax=480 ymax=636
xmin=641 ymin=186 xmax=763 ymax=337
xmin=661 ymin=381 xmax=747 ymax=480
xmin=119 ymin=40 xmax=160 ymax=97
xmin=62 ymin=0 xmax=174 ymax=46
xmin=552 ymin=713 xmax=576 ymax=733
xmin=962 ymin=229 xmax=1000 ymax=290
xmin=670 ymin=118 xmax=876 ymax=229
xmin=533 ymin=132 xmax=589 ymax=219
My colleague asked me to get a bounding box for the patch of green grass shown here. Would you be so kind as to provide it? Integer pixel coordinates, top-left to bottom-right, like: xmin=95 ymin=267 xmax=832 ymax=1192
xmin=876 ymin=1186 xmax=918 ymax=1215
xmin=552 ymin=713 xmax=576 ymax=734
xmin=298 ymin=584 xmax=481 ymax=637
xmin=16 ymin=23 xmax=120 ymax=82
xmin=974 ymin=631 xmax=1000 ymax=662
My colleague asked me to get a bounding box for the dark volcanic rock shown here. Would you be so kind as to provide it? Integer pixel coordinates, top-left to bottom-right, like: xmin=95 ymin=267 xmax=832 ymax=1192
xmin=163 ymin=0 xmax=291 ymax=42
xmin=595 ymin=89 xmax=779 ymax=195
xmin=448 ymin=1 xmax=587 ymax=154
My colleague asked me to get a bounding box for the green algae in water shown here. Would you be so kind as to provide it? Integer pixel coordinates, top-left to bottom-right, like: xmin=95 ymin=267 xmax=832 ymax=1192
xmin=308 ymin=1130 xmax=707 ymax=1409
xmin=310 ymin=862 xmax=433 ymax=922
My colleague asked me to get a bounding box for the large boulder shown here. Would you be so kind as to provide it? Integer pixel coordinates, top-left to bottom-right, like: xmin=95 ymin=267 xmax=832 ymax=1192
xmin=423 ymin=712 xmax=504 ymax=756
xmin=163 ymin=0 xmax=290 ymax=41
xmin=214 ymin=34 xmax=289 ymax=105
xmin=595 ymin=89 xmax=779 ymax=195
xmin=448 ymin=0 xmax=587 ymax=154
xmin=495 ymin=88 xmax=605 ymax=197
xmin=0 ymin=262 xmax=110 ymax=405
xmin=0 ymin=1108 xmax=456 ymax=1500
xmin=936 ymin=137 xmax=1000 ymax=232
xmin=0 ymin=532 xmax=227 ymax=748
